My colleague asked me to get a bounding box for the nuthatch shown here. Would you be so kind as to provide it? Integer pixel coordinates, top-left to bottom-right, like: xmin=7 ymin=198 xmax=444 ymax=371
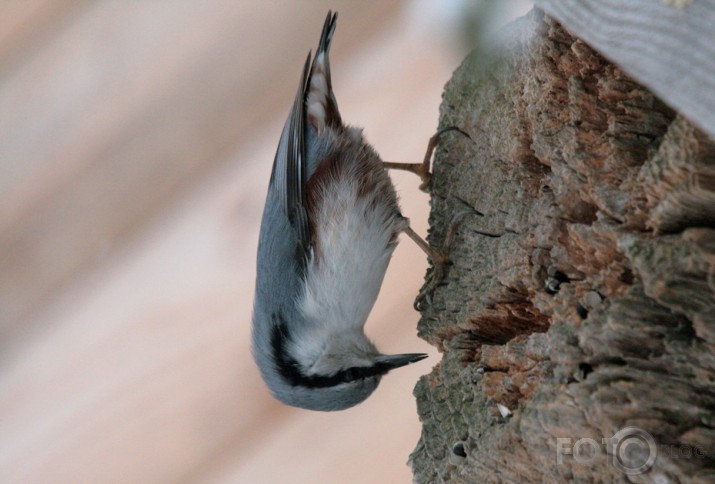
xmin=252 ymin=11 xmax=455 ymax=411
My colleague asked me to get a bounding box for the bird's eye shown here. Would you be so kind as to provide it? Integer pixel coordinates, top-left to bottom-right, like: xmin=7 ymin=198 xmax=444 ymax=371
xmin=342 ymin=368 xmax=359 ymax=382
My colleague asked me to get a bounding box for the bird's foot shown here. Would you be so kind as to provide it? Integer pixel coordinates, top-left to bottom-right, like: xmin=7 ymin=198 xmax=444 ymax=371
xmin=410 ymin=210 xmax=471 ymax=311
xmin=383 ymin=126 xmax=471 ymax=193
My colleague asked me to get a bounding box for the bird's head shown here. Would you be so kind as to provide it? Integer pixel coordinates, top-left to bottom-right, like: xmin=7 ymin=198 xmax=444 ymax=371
xmin=265 ymin=325 xmax=426 ymax=411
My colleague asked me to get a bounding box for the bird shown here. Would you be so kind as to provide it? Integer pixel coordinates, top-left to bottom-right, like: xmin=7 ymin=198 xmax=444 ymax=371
xmin=252 ymin=11 xmax=456 ymax=411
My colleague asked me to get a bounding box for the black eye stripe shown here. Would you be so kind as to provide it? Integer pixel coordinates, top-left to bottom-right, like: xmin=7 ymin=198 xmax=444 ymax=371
xmin=340 ymin=364 xmax=392 ymax=382
xmin=270 ymin=314 xmax=388 ymax=388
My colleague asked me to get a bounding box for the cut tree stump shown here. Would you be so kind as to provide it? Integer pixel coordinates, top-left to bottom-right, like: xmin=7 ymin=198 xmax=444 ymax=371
xmin=410 ymin=9 xmax=715 ymax=483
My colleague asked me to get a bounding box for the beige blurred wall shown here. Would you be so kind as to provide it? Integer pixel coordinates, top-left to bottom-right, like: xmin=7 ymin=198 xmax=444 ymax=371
xmin=0 ymin=1 xmax=531 ymax=483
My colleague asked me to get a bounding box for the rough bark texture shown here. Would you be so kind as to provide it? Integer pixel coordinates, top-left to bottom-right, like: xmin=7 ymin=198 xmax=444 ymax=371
xmin=410 ymin=10 xmax=715 ymax=483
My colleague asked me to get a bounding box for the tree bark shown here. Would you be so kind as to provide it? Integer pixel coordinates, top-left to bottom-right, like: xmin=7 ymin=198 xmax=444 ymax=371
xmin=410 ymin=9 xmax=715 ymax=483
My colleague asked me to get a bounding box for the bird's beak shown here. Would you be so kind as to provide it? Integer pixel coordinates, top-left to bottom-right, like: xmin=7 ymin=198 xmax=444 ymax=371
xmin=376 ymin=353 xmax=428 ymax=370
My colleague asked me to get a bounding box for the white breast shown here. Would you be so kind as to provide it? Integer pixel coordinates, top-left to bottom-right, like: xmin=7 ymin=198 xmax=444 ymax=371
xmin=298 ymin=171 xmax=402 ymax=334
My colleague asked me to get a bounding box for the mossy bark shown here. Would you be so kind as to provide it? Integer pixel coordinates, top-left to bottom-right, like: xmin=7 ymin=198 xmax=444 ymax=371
xmin=410 ymin=10 xmax=715 ymax=483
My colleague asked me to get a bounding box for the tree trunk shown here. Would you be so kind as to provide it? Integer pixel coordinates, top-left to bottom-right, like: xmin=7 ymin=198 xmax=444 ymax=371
xmin=410 ymin=9 xmax=715 ymax=483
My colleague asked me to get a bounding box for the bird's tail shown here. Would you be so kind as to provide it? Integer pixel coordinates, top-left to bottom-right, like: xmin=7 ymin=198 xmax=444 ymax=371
xmin=306 ymin=11 xmax=342 ymax=132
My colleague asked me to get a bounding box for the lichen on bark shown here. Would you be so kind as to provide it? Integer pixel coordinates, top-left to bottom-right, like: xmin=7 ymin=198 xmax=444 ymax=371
xmin=410 ymin=9 xmax=715 ymax=483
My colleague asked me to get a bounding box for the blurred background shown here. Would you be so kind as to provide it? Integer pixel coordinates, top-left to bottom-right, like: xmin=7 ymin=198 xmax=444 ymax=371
xmin=0 ymin=1 xmax=531 ymax=482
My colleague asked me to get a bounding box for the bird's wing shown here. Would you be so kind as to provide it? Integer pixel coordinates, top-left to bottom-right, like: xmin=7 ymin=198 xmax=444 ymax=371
xmin=270 ymin=54 xmax=312 ymax=264
xmin=270 ymin=11 xmax=341 ymax=266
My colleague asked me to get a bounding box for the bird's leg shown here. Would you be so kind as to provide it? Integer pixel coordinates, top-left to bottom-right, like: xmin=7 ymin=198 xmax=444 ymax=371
xmin=383 ymin=127 xmax=471 ymax=192
xmin=402 ymin=226 xmax=446 ymax=265
xmin=402 ymin=212 xmax=468 ymax=311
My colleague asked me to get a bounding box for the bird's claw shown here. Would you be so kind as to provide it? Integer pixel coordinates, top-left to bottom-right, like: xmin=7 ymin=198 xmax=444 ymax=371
xmin=412 ymin=212 xmax=469 ymax=310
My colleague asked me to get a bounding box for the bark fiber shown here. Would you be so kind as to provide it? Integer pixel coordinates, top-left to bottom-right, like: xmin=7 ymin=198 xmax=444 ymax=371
xmin=411 ymin=10 xmax=715 ymax=483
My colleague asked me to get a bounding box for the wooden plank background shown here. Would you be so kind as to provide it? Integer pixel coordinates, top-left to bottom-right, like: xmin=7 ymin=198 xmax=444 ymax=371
xmin=0 ymin=1 xmax=531 ymax=482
